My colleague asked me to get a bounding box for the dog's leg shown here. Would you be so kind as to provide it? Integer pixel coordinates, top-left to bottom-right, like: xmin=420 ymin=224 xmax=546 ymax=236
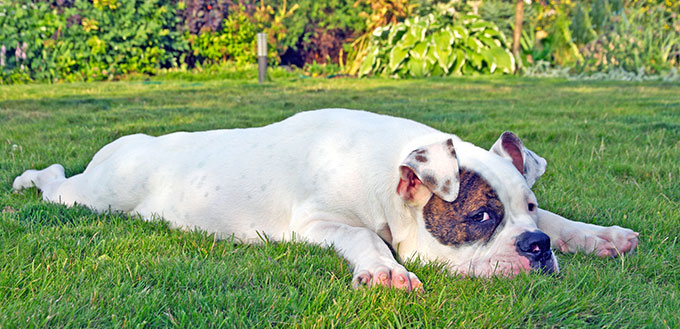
xmin=536 ymin=209 xmax=639 ymax=257
xmin=13 ymin=164 xmax=67 ymax=202
xmin=295 ymin=219 xmax=422 ymax=291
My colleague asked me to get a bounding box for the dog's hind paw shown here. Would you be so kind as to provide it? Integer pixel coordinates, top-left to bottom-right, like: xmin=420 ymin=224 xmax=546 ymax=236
xmin=13 ymin=169 xmax=39 ymax=191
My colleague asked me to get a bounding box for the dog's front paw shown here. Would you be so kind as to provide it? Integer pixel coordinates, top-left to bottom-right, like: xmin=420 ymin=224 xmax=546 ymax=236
xmin=352 ymin=265 xmax=423 ymax=292
xmin=557 ymin=225 xmax=639 ymax=258
xmin=592 ymin=225 xmax=639 ymax=257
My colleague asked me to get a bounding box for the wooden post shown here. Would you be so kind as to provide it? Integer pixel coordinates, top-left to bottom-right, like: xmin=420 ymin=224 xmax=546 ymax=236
xmin=513 ymin=0 xmax=525 ymax=73
xmin=257 ymin=33 xmax=267 ymax=83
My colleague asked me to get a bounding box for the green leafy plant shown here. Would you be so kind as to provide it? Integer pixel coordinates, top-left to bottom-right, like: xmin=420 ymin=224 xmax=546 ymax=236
xmin=344 ymin=0 xmax=415 ymax=75
xmin=302 ymin=58 xmax=343 ymax=77
xmin=178 ymin=0 xmax=229 ymax=34
xmin=357 ymin=13 xmax=515 ymax=78
xmin=60 ymin=0 xmax=188 ymax=81
xmin=571 ymin=3 xmax=596 ymax=45
xmin=0 ymin=0 xmax=188 ymax=83
xmin=529 ymin=2 xmax=584 ymax=68
xmin=589 ymin=0 xmax=611 ymax=30
xmin=245 ymin=0 xmax=366 ymax=67
xmin=188 ymin=10 xmax=277 ymax=66
xmin=579 ymin=0 xmax=680 ymax=75
xmin=0 ymin=1 xmax=65 ymax=83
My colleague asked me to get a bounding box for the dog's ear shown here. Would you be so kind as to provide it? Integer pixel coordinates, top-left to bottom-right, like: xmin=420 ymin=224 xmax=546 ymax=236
xmin=397 ymin=138 xmax=460 ymax=206
xmin=490 ymin=131 xmax=547 ymax=187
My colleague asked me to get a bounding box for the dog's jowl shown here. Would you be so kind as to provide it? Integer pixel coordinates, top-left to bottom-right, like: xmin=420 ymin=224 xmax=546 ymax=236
xmin=14 ymin=109 xmax=638 ymax=291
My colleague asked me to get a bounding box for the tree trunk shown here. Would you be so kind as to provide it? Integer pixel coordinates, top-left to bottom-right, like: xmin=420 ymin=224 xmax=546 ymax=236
xmin=513 ymin=0 xmax=525 ymax=73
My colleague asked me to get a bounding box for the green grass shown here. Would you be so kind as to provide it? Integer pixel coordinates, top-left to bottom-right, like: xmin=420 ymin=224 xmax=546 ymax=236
xmin=1 ymin=76 xmax=679 ymax=328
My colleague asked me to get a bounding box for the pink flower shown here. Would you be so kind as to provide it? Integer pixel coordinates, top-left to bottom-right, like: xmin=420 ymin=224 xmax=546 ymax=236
xmin=14 ymin=42 xmax=28 ymax=61
xmin=0 ymin=45 xmax=5 ymax=67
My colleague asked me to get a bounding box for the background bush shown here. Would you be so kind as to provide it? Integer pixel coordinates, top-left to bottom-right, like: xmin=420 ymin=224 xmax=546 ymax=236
xmin=578 ymin=0 xmax=680 ymax=75
xmin=0 ymin=0 xmax=678 ymax=83
xmin=0 ymin=0 xmax=188 ymax=83
xmin=357 ymin=13 xmax=515 ymax=78
xmin=516 ymin=0 xmax=679 ymax=76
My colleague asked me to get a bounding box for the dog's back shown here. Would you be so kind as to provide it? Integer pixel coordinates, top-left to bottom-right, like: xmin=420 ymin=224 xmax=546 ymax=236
xmin=14 ymin=109 xmax=440 ymax=241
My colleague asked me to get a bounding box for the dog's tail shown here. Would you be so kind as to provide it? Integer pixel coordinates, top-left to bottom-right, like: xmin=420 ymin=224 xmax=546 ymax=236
xmin=13 ymin=164 xmax=67 ymax=200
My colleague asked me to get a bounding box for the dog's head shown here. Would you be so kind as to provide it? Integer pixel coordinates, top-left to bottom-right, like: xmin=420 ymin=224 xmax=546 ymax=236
xmin=397 ymin=132 xmax=557 ymax=277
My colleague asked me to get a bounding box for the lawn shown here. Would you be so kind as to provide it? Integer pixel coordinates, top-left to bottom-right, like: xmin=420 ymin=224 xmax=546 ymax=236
xmin=1 ymin=76 xmax=679 ymax=328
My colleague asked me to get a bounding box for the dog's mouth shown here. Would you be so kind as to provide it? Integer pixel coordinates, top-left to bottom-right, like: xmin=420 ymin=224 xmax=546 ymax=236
xmin=515 ymin=230 xmax=558 ymax=275
xmin=524 ymin=250 xmax=558 ymax=275
xmin=446 ymin=249 xmax=559 ymax=278
xmin=447 ymin=257 xmax=556 ymax=278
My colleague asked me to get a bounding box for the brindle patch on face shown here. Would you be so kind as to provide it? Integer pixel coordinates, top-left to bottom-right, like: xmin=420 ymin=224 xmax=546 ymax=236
xmin=423 ymin=169 xmax=504 ymax=246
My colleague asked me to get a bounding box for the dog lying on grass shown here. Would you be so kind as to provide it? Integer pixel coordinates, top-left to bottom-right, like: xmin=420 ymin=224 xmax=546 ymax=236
xmin=14 ymin=109 xmax=638 ymax=291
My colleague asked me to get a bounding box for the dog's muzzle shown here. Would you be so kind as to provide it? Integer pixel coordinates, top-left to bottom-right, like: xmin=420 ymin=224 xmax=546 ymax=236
xmin=516 ymin=231 xmax=556 ymax=274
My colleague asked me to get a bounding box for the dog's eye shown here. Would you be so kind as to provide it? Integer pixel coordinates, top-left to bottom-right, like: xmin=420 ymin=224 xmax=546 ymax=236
xmin=471 ymin=211 xmax=490 ymax=222
xmin=528 ymin=203 xmax=536 ymax=212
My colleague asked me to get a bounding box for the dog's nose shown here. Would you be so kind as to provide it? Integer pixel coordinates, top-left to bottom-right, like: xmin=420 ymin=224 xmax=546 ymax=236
xmin=516 ymin=231 xmax=555 ymax=274
xmin=516 ymin=231 xmax=550 ymax=254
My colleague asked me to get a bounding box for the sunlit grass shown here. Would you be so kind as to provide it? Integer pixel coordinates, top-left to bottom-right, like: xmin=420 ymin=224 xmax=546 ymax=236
xmin=1 ymin=76 xmax=678 ymax=327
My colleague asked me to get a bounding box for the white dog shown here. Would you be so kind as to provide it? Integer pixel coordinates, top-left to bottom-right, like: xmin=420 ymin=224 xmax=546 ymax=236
xmin=14 ymin=109 xmax=638 ymax=291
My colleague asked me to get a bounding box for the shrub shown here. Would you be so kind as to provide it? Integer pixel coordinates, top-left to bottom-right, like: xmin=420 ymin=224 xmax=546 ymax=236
xmin=247 ymin=0 xmax=367 ymax=67
xmin=179 ymin=0 xmax=230 ymax=34
xmin=344 ymin=0 xmax=415 ymax=75
xmin=579 ymin=1 xmax=680 ymax=75
xmin=187 ymin=9 xmax=278 ymax=66
xmin=0 ymin=1 xmax=64 ymax=83
xmin=571 ymin=3 xmax=596 ymax=45
xmin=357 ymin=13 xmax=515 ymax=78
xmin=62 ymin=0 xmax=188 ymax=80
xmin=0 ymin=0 xmax=188 ymax=83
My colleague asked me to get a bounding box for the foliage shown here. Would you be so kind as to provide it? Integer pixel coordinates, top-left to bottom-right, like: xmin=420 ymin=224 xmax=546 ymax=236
xmin=527 ymin=2 xmax=583 ymax=67
xmin=300 ymin=58 xmax=343 ymax=77
xmin=0 ymin=1 xmax=64 ymax=83
xmin=154 ymin=61 xmax=298 ymax=80
xmin=245 ymin=0 xmax=367 ymax=67
xmin=0 ymin=0 xmax=188 ymax=83
xmin=570 ymin=3 xmax=596 ymax=45
xmin=589 ymin=0 xmax=610 ymax=30
xmin=521 ymin=0 xmax=679 ymax=76
xmin=477 ymin=0 xmax=520 ymax=42
xmin=344 ymin=0 xmax=415 ymax=75
xmin=179 ymin=0 xmax=230 ymax=34
xmin=62 ymin=0 xmax=188 ymax=80
xmin=2 ymin=0 xmax=679 ymax=83
xmin=578 ymin=0 xmax=680 ymax=75
xmin=187 ymin=9 xmax=276 ymax=66
xmin=357 ymin=13 xmax=515 ymax=78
